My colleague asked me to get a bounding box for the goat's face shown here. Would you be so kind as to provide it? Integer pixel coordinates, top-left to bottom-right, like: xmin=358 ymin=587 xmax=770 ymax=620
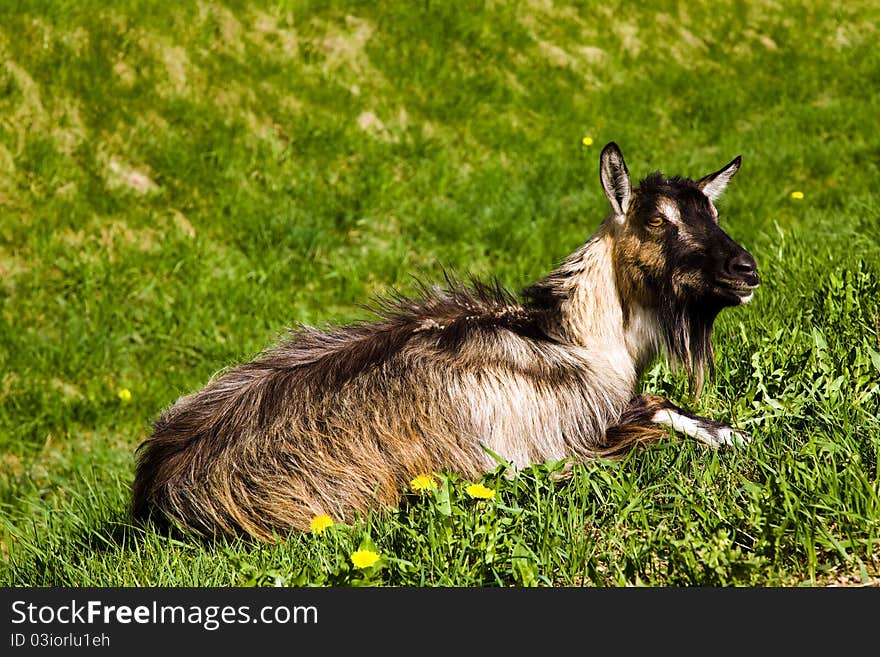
xmin=599 ymin=142 xmax=759 ymax=310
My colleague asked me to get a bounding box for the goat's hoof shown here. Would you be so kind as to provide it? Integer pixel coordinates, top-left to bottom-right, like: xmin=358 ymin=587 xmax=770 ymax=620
xmin=713 ymin=426 xmax=751 ymax=447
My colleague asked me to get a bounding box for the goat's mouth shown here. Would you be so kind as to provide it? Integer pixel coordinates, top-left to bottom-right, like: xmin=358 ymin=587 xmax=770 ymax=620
xmin=716 ymin=277 xmax=760 ymax=304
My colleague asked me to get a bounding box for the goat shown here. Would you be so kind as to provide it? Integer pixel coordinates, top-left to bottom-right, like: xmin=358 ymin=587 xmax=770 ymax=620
xmin=132 ymin=142 xmax=760 ymax=541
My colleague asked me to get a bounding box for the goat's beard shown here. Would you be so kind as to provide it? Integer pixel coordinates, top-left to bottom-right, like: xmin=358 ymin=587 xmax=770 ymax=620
xmin=658 ymin=294 xmax=720 ymax=398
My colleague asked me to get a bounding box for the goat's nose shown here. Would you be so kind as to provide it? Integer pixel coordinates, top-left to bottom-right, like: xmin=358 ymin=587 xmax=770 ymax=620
xmin=726 ymin=252 xmax=759 ymax=285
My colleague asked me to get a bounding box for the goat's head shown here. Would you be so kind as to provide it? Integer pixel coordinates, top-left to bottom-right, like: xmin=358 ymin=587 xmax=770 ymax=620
xmin=598 ymin=142 xmax=759 ymax=392
xmin=600 ymin=142 xmax=759 ymax=312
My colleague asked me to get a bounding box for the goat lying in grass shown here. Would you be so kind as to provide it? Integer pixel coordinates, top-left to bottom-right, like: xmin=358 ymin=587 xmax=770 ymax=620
xmin=133 ymin=142 xmax=759 ymax=541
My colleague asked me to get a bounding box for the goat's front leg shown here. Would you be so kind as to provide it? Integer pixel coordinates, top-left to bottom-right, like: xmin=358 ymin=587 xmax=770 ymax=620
xmin=602 ymin=394 xmax=749 ymax=456
xmin=648 ymin=396 xmax=750 ymax=448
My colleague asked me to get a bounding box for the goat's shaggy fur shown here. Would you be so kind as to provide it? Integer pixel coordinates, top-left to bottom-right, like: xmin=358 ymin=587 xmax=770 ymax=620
xmin=133 ymin=142 xmax=759 ymax=541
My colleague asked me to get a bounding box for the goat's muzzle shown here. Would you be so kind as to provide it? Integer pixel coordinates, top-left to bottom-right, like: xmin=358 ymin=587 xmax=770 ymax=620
xmin=718 ymin=251 xmax=760 ymax=304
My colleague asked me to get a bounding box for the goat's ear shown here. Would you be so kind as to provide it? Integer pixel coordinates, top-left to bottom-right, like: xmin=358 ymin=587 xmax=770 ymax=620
xmin=600 ymin=142 xmax=631 ymax=220
xmin=697 ymin=155 xmax=741 ymax=202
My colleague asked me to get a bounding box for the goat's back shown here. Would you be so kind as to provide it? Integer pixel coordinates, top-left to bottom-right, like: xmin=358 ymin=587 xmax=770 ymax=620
xmin=132 ymin=283 xmax=628 ymax=539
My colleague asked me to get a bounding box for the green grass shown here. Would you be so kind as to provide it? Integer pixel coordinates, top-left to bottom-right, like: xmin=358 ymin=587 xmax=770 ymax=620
xmin=1 ymin=0 xmax=878 ymax=586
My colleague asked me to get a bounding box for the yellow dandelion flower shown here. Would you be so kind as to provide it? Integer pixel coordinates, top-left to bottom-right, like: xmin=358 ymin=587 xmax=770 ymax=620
xmin=309 ymin=514 xmax=333 ymax=534
xmin=117 ymin=388 xmax=132 ymax=403
xmin=465 ymin=483 xmax=495 ymax=499
xmin=790 ymin=191 xmax=804 ymax=200
xmin=410 ymin=473 xmax=437 ymax=492
xmin=350 ymin=549 xmax=380 ymax=569
xmin=582 ymin=136 xmax=594 ymax=146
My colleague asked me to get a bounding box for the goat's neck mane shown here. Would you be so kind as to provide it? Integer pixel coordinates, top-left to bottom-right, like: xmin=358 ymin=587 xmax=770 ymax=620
xmin=522 ymin=223 xmax=717 ymax=395
xmin=362 ymin=272 xmax=550 ymax=346
xmin=522 ymin=229 xmax=622 ymax=346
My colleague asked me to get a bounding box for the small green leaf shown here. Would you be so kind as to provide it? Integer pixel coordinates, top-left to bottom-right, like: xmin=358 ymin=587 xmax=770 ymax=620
xmin=511 ymin=542 xmax=539 ymax=587
xmin=435 ymin=475 xmax=452 ymax=517
xmin=812 ymin=327 xmax=828 ymax=352
xmin=868 ymin=347 xmax=880 ymax=374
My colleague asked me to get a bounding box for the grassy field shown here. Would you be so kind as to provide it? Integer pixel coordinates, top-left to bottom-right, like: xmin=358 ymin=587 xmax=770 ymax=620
xmin=1 ymin=0 xmax=878 ymax=586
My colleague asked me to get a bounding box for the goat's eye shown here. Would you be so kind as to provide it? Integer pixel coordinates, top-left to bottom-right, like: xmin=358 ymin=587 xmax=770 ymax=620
xmin=648 ymin=216 xmax=665 ymax=227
